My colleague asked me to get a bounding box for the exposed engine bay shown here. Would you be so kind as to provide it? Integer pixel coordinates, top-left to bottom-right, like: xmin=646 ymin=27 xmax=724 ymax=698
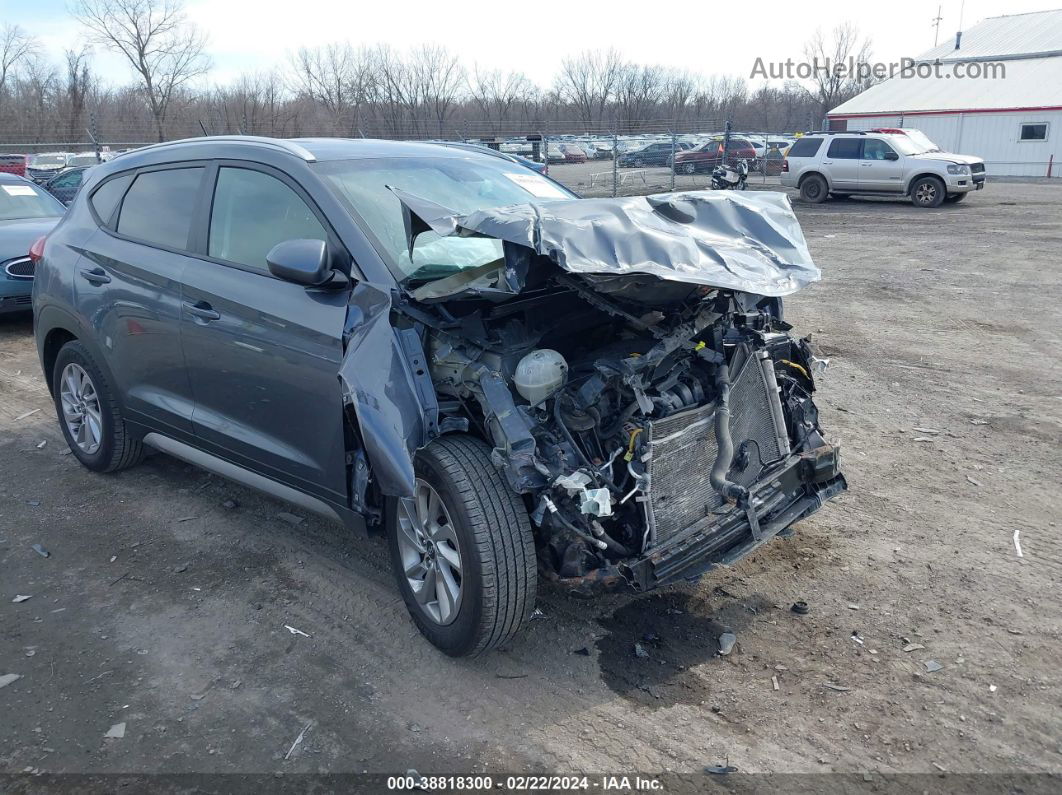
xmin=339 ymin=189 xmax=846 ymax=593
xmin=418 ymin=264 xmax=844 ymax=592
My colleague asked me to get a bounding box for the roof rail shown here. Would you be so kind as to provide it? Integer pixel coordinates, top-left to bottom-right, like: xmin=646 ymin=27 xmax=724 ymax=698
xmin=803 ymin=130 xmax=868 ymax=136
xmin=116 ymin=135 xmax=316 ymax=162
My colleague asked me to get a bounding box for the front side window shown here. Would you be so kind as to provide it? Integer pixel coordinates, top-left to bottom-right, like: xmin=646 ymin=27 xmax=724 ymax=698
xmin=862 ymin=139 xmax=897 ymax=160
xmin=316 ymin=155 xmax=574 ymax=282
xmin=116 ymin=168 xmax=203 ymax=250
xmin=0 ymin=180 xmax=65 ymax=220
xmin=208 ymin=168 xmax=327 ymax=271
xmin=826 ymin=138 xmax=862 ymax=159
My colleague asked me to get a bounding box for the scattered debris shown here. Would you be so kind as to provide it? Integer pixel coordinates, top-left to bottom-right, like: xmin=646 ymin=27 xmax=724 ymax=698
xmin=175 ymin=516 xmax=196 ymax=523
xmin=791 ymin=601 xmax=810 ymax=615
xmin=173 ymin=563 xmax=189 ymax=573
xmin=923 ymin=660 xmax=944 ymax=673
xmin=103 ymin=722 xmax=126 ymax=739
xmin=36 ymin=440 xmax=47 ymax=449
xmin=0 ymin=674 xmax=22 ymax=689
xmin=704 ymin=763 xmax=737 ymax=775
xmin=718 ymin=631 xmax=737 ymax=656
xmin=822 ymin=683 xmax=851 ymax=692
xmin=903 ymin=643 xmax=925 ymax=653
xmin=222 ymin=499 xmax=239 ymax=510
xmin=109 ymin=555 xmax=117 ymax=563
xmin=851 ymin=632 xmax=865 ymax=646
xmin=31 ymin=544 xmax=49 ymax=558
xmin=772 ymin=675 xmax=780 ymax=691
xmin=633 ymin=642 xmax=650 ymax=659
xmin=913 ymin=436 xmax=934 ymax=442
xmin=572 ymin=647 xmax=591 ymax=656
xmin=277 ymin=512 xmax=305 ymax=526
xmin=408 ymin=723 xmax=423 ymax=733
xmin=932 ymin=762 xmax=947 ymax=772
xmin=530 ymin=608 xmax=546 ymax=621
xmin=284 ymin=722 xmax=312 ymax=760
xmin=496 ymin=673 xmax=528 ymax=680
xmin=14 ymin=408 xmax=41 ymax=421
xmin=913 ymin=427 xmax=940 ymax=434
xmin=989 ymin=685 xmax=997 ymax=693
xmin=966 ymin=475 xmax=982 ymax=487
xmin=847 ymin=604 xmax=860 ymax=610
xmin=970 ymin=419 xmax=989 ymax=425
xmin=27 ymin=500 xmax=40 ymax=507
xmin=1013 ymin=529 xmax=1024 ymax=558
xmin=284 ymin=625 xmax=310 ymax=638
xmin=12 ymin=594 xmax=32 ymax=603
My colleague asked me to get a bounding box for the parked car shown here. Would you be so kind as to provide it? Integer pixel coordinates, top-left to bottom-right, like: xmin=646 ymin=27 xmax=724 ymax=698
xmin=780 ymin=130 xmax=986 ymax=207
xmin=27 ymin=153 xmax=71 ymax=184
xmin=617 ymin=141 xmax=693 ymax=168
xmin=66 ymin=153 xmax=104 ymax=167
xmin=43 ymin=166 xmax=90 ymax=205
xmin=0 ymin=153 xmax=30 ymax=178
xmin=673 ymin=138 xmax=757 ymax=174
xmin=33 ymin=136 xmax=844 ymax=656
xmin=0 ymin=173 xmax=65 ymax=315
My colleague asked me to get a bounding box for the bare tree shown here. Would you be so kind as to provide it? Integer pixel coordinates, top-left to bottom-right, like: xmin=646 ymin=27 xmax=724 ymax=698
xmin=292 ymin=43 xmax=374 ymax=136
xmin=0 ymin=24 xmax=38 ymax=112
xmin=614 ymin=63 xmax=665 ymax=133
xmin=803 ymin=22 xmax=874 ymax=123
xmin=410 ymin=44 xmax=465 ymax=138
xmin=75 ymin=0 xmax=210 ymax=141
xmin=63 ymin=48 xmax=94 ymax=141
xmin=467 ymin=67 xmax=536 ymax=136
xmin=555 ymin=49 xmax=623 ymax=129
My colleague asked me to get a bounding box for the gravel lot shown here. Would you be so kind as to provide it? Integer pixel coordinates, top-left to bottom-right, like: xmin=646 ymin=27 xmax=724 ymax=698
xmin=1 ymin=181 xmax=1060 ymax=786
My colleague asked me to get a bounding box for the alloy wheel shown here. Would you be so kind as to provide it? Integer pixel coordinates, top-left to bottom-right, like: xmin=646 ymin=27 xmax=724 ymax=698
xmin=915 ymin=182 xmax=937 ymax=205
xmin=59 ymin=362 xmax=102 ymax=454
xmin=396 ymin=479 xmax=464 ymax=625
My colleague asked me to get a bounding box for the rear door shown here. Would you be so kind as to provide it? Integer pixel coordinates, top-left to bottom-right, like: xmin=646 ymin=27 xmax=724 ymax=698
xmin=823 ymin=138 xmax=863 ymax=189
xmin=76 ymin=166 xmax=204 ymax=435
xmin=859 ymin=138 xmax=904 ymax=192
xmin=179 ymin=163 xmax=350 ymax=504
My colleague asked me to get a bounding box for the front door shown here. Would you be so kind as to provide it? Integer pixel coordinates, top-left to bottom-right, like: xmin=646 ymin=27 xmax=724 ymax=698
xmin=859 ymin=139 xmax=905 ymax=192
xmin=179 ymin=164 xmax=350 ymax=504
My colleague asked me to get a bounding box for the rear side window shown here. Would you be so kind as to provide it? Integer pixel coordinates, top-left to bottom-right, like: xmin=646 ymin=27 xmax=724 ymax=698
xmin=787 ymin=138 xmax=822 ymax=157
xmin=91 ymin=174 xmax=133 ymax=225
xmin=826 ymin=138 xmax=862 ymax=159
xmin=117 ymin=168 xmax=204 ymax=250
xmin=208 ymin=167 xmax=327 ymax=271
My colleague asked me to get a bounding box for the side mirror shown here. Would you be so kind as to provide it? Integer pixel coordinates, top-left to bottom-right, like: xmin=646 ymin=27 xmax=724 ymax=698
xmin=266 ymin=238 xmax=331 ymax=286
xmin=884 ymin=151 xmax=899 ymax=161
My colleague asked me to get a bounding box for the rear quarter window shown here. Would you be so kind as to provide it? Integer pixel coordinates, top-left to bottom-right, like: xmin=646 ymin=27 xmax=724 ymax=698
xmin=788 ymin=138 xmax=823 ymax=157
xmin=90 ymin=174 xmax=134 ymax=227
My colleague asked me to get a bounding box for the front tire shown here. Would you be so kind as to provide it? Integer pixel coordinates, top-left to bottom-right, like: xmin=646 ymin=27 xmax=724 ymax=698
xmin=52 ymin=340 xmax=144 ymax=473
xmin=911 ymin=176 xmax=946 ymax=208
xmin=388 ymin=435 xmax=537 ymax=657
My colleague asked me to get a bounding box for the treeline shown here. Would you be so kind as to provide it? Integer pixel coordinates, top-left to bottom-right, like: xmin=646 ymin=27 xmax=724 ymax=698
xmin=0 ymin=5 xmax=873 ymax=148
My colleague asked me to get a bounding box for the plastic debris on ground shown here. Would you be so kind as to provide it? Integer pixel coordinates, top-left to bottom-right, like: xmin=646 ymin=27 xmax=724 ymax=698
xmin=31 ymin=544 xmax=49 ymax=558
xmin=0 ymin=674 xmax=22 ymax=688
xmin=103 ymin=722 xmax=126 ymax=739
xmin=12 ymin=594 xmax=33 ymax=603
xmin=924 ymin=660 xmax=944 ymax=673
xmin=718 ymin=631 xmax=737 ymax=656
xmin=284 ymin=625 xmax=310 ymax=638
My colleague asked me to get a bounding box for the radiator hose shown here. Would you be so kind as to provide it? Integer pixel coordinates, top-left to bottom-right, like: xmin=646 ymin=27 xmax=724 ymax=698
xmin=710 ymin=362 xmax=750 ymax=504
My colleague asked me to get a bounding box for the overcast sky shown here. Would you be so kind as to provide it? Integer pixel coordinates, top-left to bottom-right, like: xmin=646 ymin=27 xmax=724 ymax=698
xmin=7 ymin=0 xmax=1061 ymax=87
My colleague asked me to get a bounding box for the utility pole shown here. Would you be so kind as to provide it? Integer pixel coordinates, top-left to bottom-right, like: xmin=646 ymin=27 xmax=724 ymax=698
xmin=932 ymin=5 xmax=943 ymax=47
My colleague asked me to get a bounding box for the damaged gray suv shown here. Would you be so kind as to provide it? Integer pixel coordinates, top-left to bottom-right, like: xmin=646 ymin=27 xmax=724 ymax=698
xmin=33 ymin=137 xmax=845 ymax=656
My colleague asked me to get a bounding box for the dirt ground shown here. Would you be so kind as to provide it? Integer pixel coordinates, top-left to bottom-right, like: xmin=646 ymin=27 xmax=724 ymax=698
xmin=2 ymin=181 xmax=1061 ymax=788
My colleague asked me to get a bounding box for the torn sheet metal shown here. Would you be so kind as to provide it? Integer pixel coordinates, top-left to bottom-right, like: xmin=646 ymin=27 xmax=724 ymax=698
xmin=339 ymin=281 xmax=437 ymax=498
xmin=391 ymin=188 xmax=819 ymax=297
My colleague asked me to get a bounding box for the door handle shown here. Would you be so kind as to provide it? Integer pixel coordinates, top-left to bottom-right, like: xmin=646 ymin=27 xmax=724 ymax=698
xmin=183 ymin=301 xmax=220 ymax=321
xmin=79 ymin=267 xmax=110 ymax=285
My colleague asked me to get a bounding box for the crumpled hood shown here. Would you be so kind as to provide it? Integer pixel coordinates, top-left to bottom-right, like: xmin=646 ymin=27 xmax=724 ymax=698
xmin=393 ymin=188 xmax=819 ymax=298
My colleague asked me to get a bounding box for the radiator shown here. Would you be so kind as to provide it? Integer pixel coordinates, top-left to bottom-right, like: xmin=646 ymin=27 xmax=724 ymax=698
xmin=645 ymin=351 xmax=790 ymax=547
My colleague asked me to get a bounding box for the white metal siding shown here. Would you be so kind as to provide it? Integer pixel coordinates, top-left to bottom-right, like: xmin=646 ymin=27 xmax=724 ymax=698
xmin=844 ymin=111 xmax=1062 ymax=177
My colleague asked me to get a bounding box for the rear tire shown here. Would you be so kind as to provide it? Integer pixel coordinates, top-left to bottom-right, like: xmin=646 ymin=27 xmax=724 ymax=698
xmin=945 ymin=192 xmax=968 ymax=203
xmin=388 ymin=435 xmax=537 ymax=657
xmin=911 ymin=176 xmax=946 ymax=208
xmin=52 ymin=340 xmax=144 ymax=473
xmin=800 ymin=174 xmax=828 ymax=203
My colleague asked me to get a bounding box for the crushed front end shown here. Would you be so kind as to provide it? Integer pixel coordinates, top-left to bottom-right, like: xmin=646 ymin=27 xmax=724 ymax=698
xmin=423 ymin=272 xmax=845 ymax=594
xmin=347 ymin=189 xmax=846 ymax=594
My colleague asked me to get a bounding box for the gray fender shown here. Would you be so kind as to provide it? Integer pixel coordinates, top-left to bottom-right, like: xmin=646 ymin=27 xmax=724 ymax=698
xmin=340 ymin=281 xmax=438 ymax=499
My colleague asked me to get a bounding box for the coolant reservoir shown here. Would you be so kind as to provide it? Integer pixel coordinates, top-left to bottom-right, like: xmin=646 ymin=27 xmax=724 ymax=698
xmin=514 ymin=349 xmax=568 ymax=405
